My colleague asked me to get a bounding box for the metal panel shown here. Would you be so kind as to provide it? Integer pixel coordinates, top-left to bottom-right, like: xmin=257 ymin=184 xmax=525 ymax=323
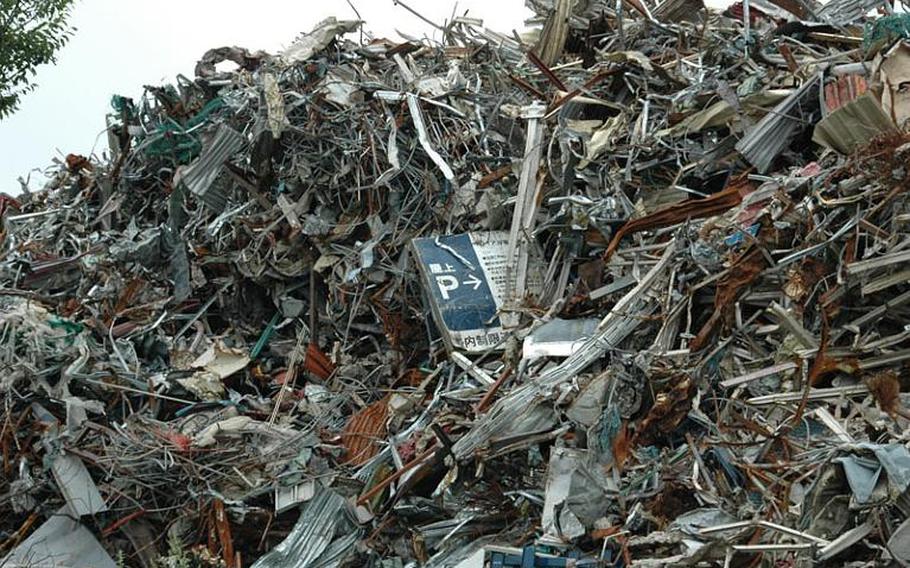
xmin=176 ymin=124 xmax=246 ymax=212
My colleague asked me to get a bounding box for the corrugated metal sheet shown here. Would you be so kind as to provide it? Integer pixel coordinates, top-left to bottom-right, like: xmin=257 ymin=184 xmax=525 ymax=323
xmin=735 ymin=75 xmax=820 ymax=174
xmin=251 ymin=488 xmax=360 ymax=568
xmin=824 ymin=74 xmax=868 ymax=112
xmin=176 ymin=124 xmax=246 ymax=212
xmin=817 ymin=0 xmax=889 ymax=25
xmin=814 ymin=92 xmax=898 ymax=155
xmin=341 ymin=396 xmax=389 ymax=466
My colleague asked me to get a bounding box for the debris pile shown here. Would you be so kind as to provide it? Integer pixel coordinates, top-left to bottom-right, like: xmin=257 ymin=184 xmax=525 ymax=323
xmin=5 ymin=1 xmax=910 ymax=566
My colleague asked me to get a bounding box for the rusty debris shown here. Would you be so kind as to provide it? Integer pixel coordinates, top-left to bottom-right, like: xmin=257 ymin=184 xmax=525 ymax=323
xmin=6 ymin=3 xmax=910 ymax=567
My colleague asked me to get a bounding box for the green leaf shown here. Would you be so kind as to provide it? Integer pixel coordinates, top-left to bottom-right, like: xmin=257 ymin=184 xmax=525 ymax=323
xmin=0 ymin=0 xmax=76 ymax=119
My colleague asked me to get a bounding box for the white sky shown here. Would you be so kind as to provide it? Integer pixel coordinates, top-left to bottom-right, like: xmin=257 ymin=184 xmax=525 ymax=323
xmin=0 ymin=0 xmax=534 ymax=194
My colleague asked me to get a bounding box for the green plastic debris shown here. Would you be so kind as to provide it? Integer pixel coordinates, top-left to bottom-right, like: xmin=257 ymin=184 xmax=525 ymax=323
xmin=48 ymin=317 xmax=83 ymax=346
xmin=143 ymin=97 xmax=226 ymax=164
xmin=596 ymin=405 xmax=623 ymax=463
xmin=865 ymin=14 xmax=910 ymax=52
xmin=48 ymin=317 xmax=83 ymax=335
xmin=250 ymin=312 xmax=281 ymax=359
xmin=110 ymin=94 xmax=135 ymax=115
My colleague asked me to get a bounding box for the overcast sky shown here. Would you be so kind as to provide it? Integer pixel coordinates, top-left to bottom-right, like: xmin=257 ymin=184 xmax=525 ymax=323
xmin=0 ymin=0 xmax=534 ymax=194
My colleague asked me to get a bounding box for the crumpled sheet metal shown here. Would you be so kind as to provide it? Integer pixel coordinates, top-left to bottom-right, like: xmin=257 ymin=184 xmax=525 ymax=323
xmin=279 ymin=17 xmax=361 ymax=66
xmin=7 ymin=1 xmax=910 ymax=566
xmin=195 ymin=46 xmax=268 ymax=78
xmin=453 ymin=241 xmax=676 ymax=460
xmin=836 ymin=444 xmax=910 ymax=505
xmin=2 ymin=507 xmax=117 ymax=568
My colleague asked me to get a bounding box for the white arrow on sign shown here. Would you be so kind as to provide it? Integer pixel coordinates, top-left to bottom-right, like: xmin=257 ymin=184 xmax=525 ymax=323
xmin=462 ymin=273 xmax=482 ymax=290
